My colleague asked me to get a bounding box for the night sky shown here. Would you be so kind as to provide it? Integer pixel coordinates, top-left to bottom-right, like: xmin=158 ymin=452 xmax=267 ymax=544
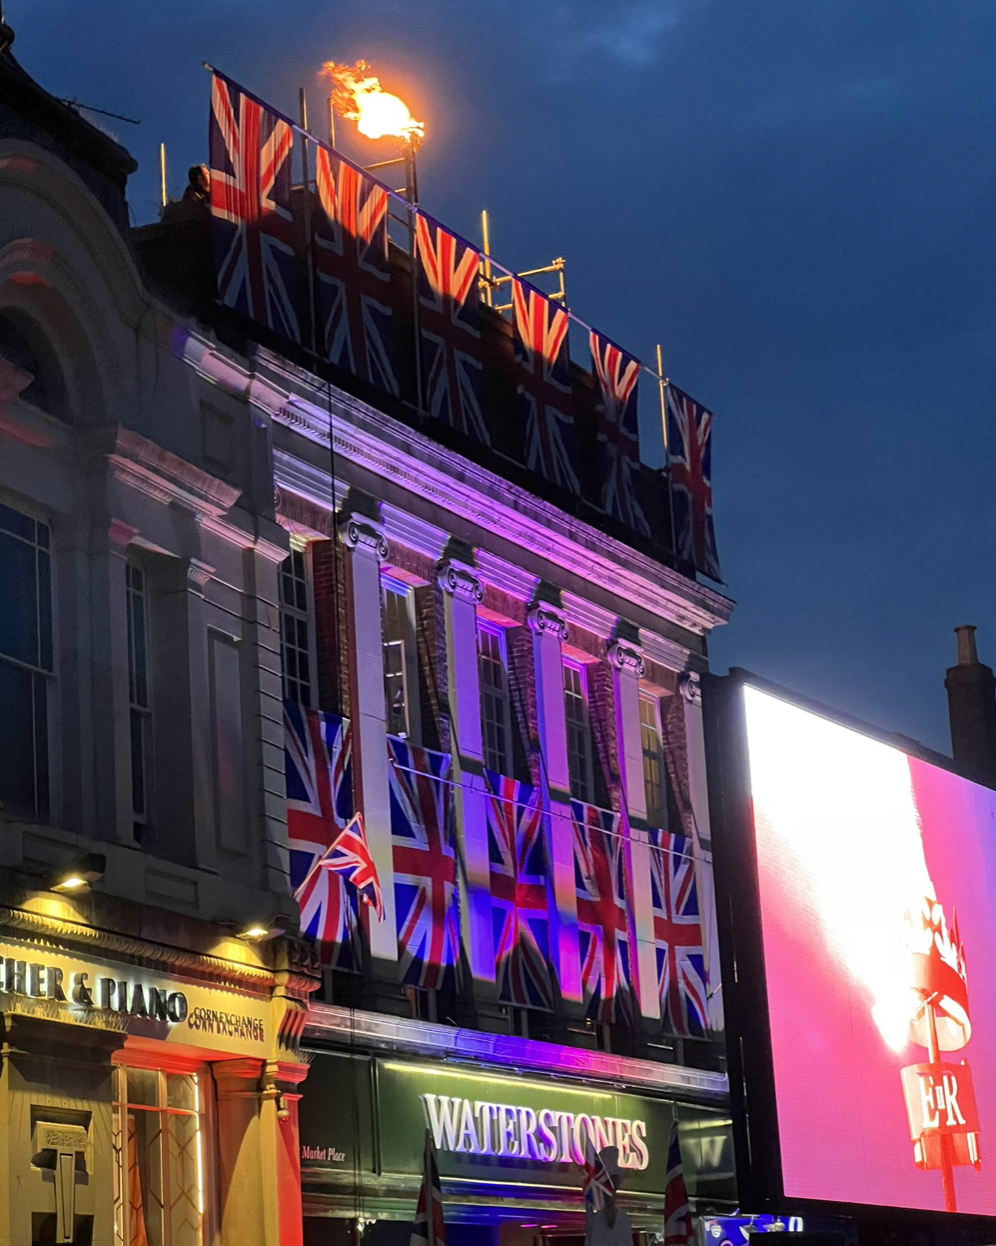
xmin=17 ymin=1 xmax=996 ymax=754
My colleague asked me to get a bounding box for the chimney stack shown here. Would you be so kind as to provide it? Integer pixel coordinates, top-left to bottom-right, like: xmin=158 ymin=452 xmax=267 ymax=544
xmin=945 ymin=625 xmax=996 ymax=788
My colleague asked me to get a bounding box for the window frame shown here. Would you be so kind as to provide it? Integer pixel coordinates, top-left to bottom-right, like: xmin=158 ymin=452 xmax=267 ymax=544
xmin=381 ymin=573 xmax=420 ymax=744
xmin=562 ymin=656 xmax=594 ymax=803
xmin=639 ymin=689 xmax=667 ymax=828
xmin=0 ymin=499 xmax=54 ymax=822
xmin=477 ymin=618 xmax=513 ymax=776
xmin=279 ymin=541 xmax=318 ymax=709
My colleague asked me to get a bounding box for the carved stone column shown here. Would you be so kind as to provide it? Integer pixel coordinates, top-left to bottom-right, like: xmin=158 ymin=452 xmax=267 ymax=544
xmin=338 ymin=512 xmax=398 ymax=970
xmin=527 ymin=600 xmax=581 ymax=1011
xmin=437 ymin=559 xmax=497 ymax=1010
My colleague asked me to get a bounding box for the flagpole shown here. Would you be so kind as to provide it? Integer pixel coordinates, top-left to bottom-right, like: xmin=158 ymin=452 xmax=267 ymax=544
xmin=299 ymin=88 xmax=319 ymax=357
xmin=655 ymin=342 xmax=668 ymax=455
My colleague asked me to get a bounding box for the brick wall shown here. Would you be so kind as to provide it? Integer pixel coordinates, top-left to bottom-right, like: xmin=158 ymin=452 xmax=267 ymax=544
xmin=414 ymin=583 xmax=449 ymax=755
xmin=506 ymin=623 xmax=539 ymax=787
xmin=311 ymin=538 xmax=351 ymax=718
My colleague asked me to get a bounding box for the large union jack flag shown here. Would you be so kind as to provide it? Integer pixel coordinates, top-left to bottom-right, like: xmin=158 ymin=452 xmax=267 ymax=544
xmin=415 ymin=214 xmax=488 ymax=445
xmin=209 ymin=74 xmax=299 ymax=342
xmin=389 ymin=738 xmax=460 ymax=990
xmin=313 ymin=142 xmax=398 ymax=397
xmin=484 ymin=770 xmax=553 ymax=1011
xmin=512 ymin=280 xmax=580 ymax=495
xmin=665 ymin=383 xmax=720 ymax=581
xmin=590 ymin=330 xmax=649 ymax=536
xmin=649 ymin=826 xmax=708 ymax=1038
xmin=284 ymin=702 xmax=358 ymax=969
xmin=572 ymin=801 xmax=634 ymax=1024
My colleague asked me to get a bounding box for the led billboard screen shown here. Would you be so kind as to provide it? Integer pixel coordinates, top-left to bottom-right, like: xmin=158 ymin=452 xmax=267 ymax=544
xmin=708 ymin=676 xmax=996 ymax=1223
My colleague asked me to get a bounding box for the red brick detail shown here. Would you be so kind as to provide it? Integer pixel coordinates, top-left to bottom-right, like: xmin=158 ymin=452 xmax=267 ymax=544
xmin=588 ymin=659 xmax=620 ymax=812
xmin=507 ymin=624 xmax=539 ymax=786
xmin=661 ymin=691 xmax=694 ymax=837
xmin=480 ymin=585 xmax=526 ymax=625
xmin=311 ymin=539 xmax=351 ymax=717
xmin=414 ymin=584 xmax=450 ymax=754
xmin=385 ymin=545 xmax=435 ymax=584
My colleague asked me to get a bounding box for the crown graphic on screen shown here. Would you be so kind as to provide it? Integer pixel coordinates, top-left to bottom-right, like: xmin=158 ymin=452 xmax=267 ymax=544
xmin=903 ymin=896 xmax=970 ymax=1052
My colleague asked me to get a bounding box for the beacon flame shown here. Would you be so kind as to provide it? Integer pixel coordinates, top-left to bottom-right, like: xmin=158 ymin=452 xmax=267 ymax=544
xmin=323 ymin=60 xmax=424 ymax=143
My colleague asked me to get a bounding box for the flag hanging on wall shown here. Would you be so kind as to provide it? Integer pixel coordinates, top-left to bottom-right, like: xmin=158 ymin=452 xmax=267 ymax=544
xmin=663 ymin=1120 xmax=694 ymax=1246
xmin=209 ymin=73 xmax=300 ymax=342
xmin=389 ymin=738 xmax=460 ymax=990
xmin=590 ymin=330 xmax=649 ymax=535
xmin=572 ymin=801 xmax=634 ymax=1024
xmin=325 ymin=813 xmax=384 ymax=922
xmin=410 ymin=1131 xmax=446 ymax=1246
xmin=512 ymin=280 xmax=580 ymax=495
xmin=665 ymin=383 xmax=720 ymax=581
xmin=648 ymin=827 xmax=708 ymax=1038
xmin=484 ymin=770 xmax=553 ymax=1011
xmin=284 ymin=702 xmax=358 ymax=969
xmin=313 ymin=143 xmax=399 ymax=396
xmin=415 ymin=214 xmax=488 ymax=444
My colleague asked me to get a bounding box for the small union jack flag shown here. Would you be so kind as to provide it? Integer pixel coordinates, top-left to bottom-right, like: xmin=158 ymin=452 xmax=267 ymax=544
xmin=484 ymin=770 xmax=553 ymax=1011
xmin=590 ymin=329 xmax=649 ymax=535
xmin=325 ymin=812 xmax=384 ymax=922
xmin=389 ymin=738 xmax=460 ymax=990
xmin=209 ymin=73 xmax=299 ymax=342
xmin=513 ymin=279 xmax=580 ymax=495
xmin=313 ymin=142 xmax=398 ymax=397
xmin=663 ymin=1120 xmax=693 ymax=1246
xmin=284 ymin=702 xmax=357 ymax=969
xmin=572 ymin=801 xmax=634 ymax=1024
xmin=582 ymin=1138 xmax=615 ymax=1212
xmin=415 ymin=214 xmax=488 ymax=444
xmin=409 ymin=1130 xmax=446 ymax=1246
xmin=649 ymin=827 xmax=708 ymax=1038
xmin=666 ymin=383 xmax=720 ymax=581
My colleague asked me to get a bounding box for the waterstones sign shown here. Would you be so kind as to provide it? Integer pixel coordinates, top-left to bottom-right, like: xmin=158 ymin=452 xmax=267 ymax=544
xmin=422 ymin=1092 xmax=650 ymax=1170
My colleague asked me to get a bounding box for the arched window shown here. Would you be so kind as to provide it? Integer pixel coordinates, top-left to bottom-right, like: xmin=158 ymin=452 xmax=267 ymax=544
xmin=0 ymin=309 xmax=68 ymax=418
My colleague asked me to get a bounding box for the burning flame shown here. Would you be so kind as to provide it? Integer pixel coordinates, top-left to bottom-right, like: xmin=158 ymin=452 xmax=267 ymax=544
xmin=324 ymin=60 xmax=424 ymax=143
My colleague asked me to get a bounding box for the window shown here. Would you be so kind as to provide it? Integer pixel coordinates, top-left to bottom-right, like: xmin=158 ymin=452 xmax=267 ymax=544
xmin=113 ymin=1064 xmax=207 ymax=1246
xmin=640 ymin=692 xmax=667 ymax=827
xmin=0 ymin=502 xmax=51 ymax=820
xmin=562 ymin=658 xmax=593 ymax=802
xmin=127 ymin=563 xmax=153 ymax=840
xmin=0 ymin=309 xmax=68 ymax=417
xmin=478 ymin=620 xmax=512 ymax=775
xmin=382 ymin=576 xmax=418 ymax=740
xmin=280 ymin=545 xmax=313 ymax=707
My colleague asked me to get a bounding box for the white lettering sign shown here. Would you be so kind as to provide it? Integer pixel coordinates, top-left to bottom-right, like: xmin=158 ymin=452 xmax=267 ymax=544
xmin=421 ymin=1094 xmax=650 ymax=1170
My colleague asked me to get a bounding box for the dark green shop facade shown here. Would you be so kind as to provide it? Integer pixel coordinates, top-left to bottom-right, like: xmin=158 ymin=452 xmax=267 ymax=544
xmin=298 ymin=1011 xmax=735 ymax=1246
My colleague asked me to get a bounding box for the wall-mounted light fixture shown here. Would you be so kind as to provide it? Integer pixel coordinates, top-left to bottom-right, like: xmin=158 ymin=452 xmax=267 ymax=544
xmin=50 ymin=852 xmax=106 ymax=894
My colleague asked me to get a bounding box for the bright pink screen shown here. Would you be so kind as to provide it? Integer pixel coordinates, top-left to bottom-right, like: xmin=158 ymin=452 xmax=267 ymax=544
xmin=744 ymin=685 xmax=996 ymax=1214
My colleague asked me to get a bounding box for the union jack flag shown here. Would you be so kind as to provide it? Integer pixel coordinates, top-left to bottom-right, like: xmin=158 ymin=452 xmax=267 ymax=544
xmin=649 ymin=827 xmax=708 ymax=1038
xmin=512 ymin=280 xmax=580 ymax=495
xmin=484 ymin=770 xmax=552 ymax=1011
xmin=666 ymin=383 xmax=720 ymax=581
xmin=326 ymin=813 xmax=384 ymax=922
xmin=409 ymin=1131 xmax=446 ymax=1246
xmin=389 ymin=738 xmax=460 ymax=990
xmin=572 ymin=801 xmax=634 ymax=1024
xmin=582 ymin=1138 xmax=615 ymax=1211
xmin=284 ymin=702 xmax=357 ymax=969
xmin=209 ymin=73 xmax=299 ymax=341
xmin=590 ymin=330 xmax=649 ymax=535
xmin=663 ymin=1120 xmax=693 ymax=1246
xmin=415 ymin=215 xmax=488 ymax=444
xmin=313 ymin=142 xmax=398 ymax=396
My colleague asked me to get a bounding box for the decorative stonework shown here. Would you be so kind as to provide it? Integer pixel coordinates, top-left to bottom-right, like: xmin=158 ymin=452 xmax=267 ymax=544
xmin=338 ymin=513 xmax=389 ymax=561
xmin=680 ymin=671 xmax=702 ymax=707
xmin=527 ymin=602 xmax=569 ymax=643
xmin=186 ymin=558 xmax=214 ymax=589
xmin=607 ymin=639 xmax=646 ymax=678
xmin=436 ymin=559 xmax=483 ymax=604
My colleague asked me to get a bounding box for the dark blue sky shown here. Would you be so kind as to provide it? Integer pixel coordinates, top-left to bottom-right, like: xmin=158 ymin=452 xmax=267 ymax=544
xmin=18 ymin=0 xmax=996 ymax=753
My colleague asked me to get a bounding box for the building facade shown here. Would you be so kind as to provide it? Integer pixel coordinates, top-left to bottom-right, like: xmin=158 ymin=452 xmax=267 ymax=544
xmin=0 ymin=39 xmax=318 ymax=1246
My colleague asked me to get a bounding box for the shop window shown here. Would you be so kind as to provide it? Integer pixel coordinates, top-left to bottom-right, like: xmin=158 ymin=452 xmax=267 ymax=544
xmin=640 ymin=691 xmax=666 ymax=828
xmin=113 ymin=1065 xmax=207 ymax=1246
xmin=382 ymin=575 xmax=419 ymax=742
xmin=0 ymin=501 xmax=52 ymax=821
xmin=127 ymin=562 xmax=154 ymax=841
xmin=477 ymin=620 xmax=512 ymax=775
xmin=280 ymin=544 xmax=314 ymax=707
xmin=562 ymin=658 xmax=593 ymax=802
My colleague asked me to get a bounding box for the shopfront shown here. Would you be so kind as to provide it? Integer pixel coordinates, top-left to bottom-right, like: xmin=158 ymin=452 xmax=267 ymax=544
xmin=0 ymin=922 xmax=314 ymax=1246
xmin=298 ymin=1035 xmax=734 ymax=1246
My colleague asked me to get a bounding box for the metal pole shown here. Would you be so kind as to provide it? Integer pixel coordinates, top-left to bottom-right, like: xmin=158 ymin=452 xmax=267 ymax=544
xmin=480 ymin=209 xmax=493 ymax=307
xmin=299 ymin=88 xmax=318 ymax=356
xmin=159 ymin=142 xmax=167 ymax=209
xmin=926 ymin=1002 xmax=957 ymax=1212
xmin=656 ymin=343 xmax=669 ymax=454
xmin=328 ymin=94 xmax=336 ymax=148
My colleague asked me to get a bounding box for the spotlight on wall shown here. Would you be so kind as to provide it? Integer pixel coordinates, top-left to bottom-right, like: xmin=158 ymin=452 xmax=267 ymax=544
xmin=239 ymin=917 xmax=286 ymax=942
xmin=50 ymin=852 xmax=106 ymax=894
